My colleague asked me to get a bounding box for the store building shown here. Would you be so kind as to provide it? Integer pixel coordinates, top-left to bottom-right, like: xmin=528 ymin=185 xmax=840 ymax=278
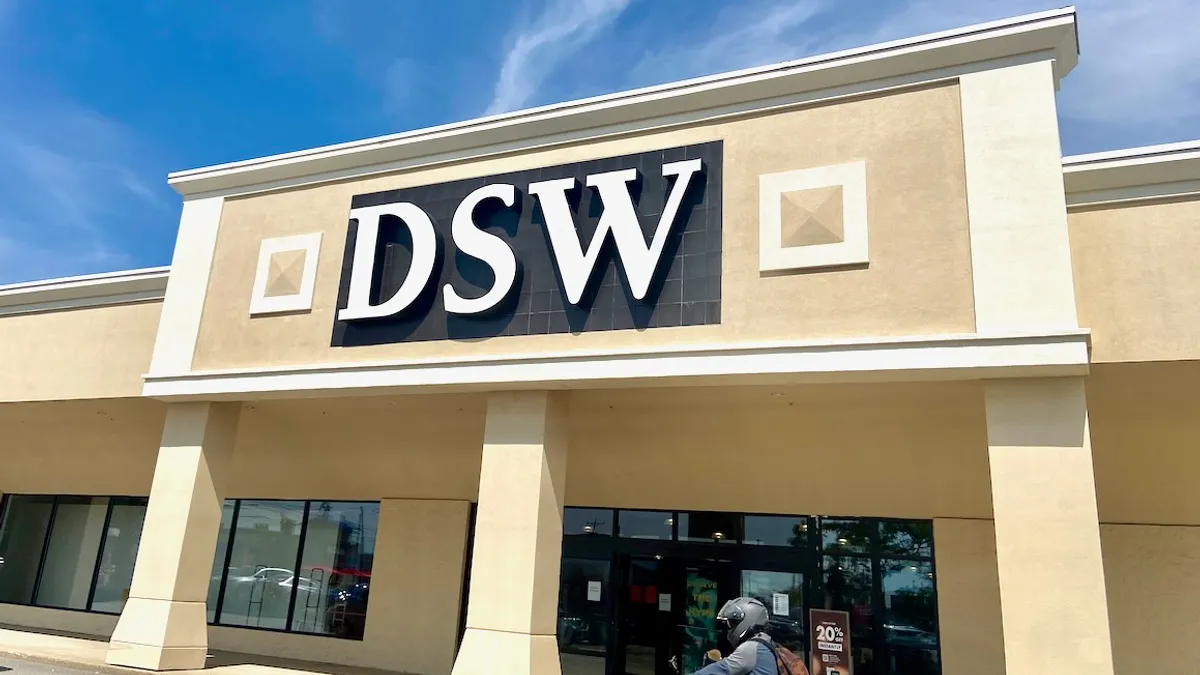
xmin=0 ymin=7 xmax=1197 ymax=675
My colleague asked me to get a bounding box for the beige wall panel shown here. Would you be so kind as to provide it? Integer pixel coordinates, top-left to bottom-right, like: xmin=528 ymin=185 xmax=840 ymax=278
xmin=1069 ymin=197 xmax=1200 ymax=362
xmin=0 ymin=399 xmax=164 ymax=496
xmin=567 ymin=381 xmax=992 ymax=519
xmin=209 ymin=499 xmax=471 ymax=675
xmin=0 ymin=301 xmax=161 ymax=402
xmin=1101 ymin=524 xmax=1200 ymax=675
xmin=193 ymin=83 xmax=973 ymax=372
xmin=226 ymin=394 xmax=486 ymax=501
xmin=1088 ymin=362 xmax=1200 ymax=526
xmin=933 ymin=519 xmax=1005 ymax=675
xmin=0 ymin=604 xmax=118 ymax=638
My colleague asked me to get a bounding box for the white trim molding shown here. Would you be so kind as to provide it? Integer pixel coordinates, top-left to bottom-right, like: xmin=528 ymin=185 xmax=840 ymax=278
xmin=1064 ymin=140 xmax=1200 ymax=207
xmin=141 ymin=330 xmax=1091 ymax=400
xmin=249 ymin=232 xmax=323 ymax=316
xmin=759 ymin=161 xmax=869 ymax=272
xmin=0 ymin=267 xmax=169 ymax=317
xmin=167 ymin=8 xmax=1078 ymax=199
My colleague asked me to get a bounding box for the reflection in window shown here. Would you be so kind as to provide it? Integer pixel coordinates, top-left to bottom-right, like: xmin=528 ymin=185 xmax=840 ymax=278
xmin=882 ymin=560 xmax=939 ymax=675
xmin=564 ymin=509 xmax=613 ymax=536
xmin=821 ymin=518 xmax=871 ymax=555
xmin=879 ymin=522 xmax=933 ymax=558
xmin=678 ymin=512 xmax=739 ymax=544
xmin=0 ymin=495 xmax=149 ymax=615
xmin=207 ymin=499 xmax=381 ymax=640
xmin=618 ymin=511 xmax=672 ymax=540
xmin=743 ymin=516 xmax=808 ymax=547
xmin=741 ymin=570 xmax=805 ymax=654
xmin=824 ymin=556 xmax=877 ymax=675
xmin=90 ymin=500 xmax=148 ymax=614
xmin=558 ymin=558 xmax=611 ymax=675
xmin=291 ymin=501 xmax=379 ymax=639
xmin=207 ymin=501 xmax=235 ymax=623
xmin=0 ymin=496 xmax=54 ymax=604
xmin=33 ymin=497 xmax=109 ymax=609
xmin=216 ymin=500 xmax=305 ymax=630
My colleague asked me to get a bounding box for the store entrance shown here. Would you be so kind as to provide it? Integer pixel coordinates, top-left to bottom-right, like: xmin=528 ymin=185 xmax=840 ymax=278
xmin=616 ymin=555 xmax=734 ymax=675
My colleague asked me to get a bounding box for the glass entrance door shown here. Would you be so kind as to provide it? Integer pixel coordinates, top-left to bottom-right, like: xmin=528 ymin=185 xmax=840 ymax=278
xmin=620 ymin=557 xmax=667 ymax=675
xmin=677 ymin=564 xmax=726 ymax=674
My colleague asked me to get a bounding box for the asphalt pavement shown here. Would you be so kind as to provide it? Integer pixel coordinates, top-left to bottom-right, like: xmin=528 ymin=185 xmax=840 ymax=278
xmin=0 ymin=656 xmax=105 ymax=675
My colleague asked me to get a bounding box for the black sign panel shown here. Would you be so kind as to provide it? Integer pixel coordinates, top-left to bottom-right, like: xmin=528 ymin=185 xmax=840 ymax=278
xmin=331 ymin=141 xmax=722 ymax=347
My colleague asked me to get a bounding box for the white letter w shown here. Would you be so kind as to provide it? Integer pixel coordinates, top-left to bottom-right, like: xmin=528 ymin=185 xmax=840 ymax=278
xmin=529 ymin=158 xmax=702 ymax=305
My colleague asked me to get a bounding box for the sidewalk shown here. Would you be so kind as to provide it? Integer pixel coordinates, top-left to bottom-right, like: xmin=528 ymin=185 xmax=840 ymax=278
xmin=0 ymin=627 xmax=401 ymax=675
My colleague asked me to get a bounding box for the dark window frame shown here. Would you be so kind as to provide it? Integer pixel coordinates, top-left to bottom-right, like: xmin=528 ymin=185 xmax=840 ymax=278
xmin=560 ymin=507 xmax=942 ymax=675
xmin=207 ymin=497 xmax=381 ymax=642
xmin=0 ymin=493 xmax=149 ymax=616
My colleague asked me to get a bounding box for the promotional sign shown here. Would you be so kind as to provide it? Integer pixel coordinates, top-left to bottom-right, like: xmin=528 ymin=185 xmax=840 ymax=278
xmin=331 ymin=141 xmax=723 ymax=346
xmin=809 ymin=609 xmax=852 ymax=675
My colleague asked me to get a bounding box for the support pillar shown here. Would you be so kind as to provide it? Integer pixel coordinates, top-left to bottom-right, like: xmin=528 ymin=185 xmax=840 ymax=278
xmin=984 ymin=378 xmax=1114 ymax=675
xmin=107 ymin=402 xmax=240 ymax=671
xmin=452 ymin=392 xmax=569 ymax=675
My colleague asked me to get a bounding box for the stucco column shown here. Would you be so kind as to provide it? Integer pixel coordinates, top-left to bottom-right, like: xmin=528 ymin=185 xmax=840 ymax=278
xmin=452 ymin=392 xmax=569 ymax=675
xmin=107 ymin=402 xmax=241 ymax=671
xmin=984 ymin=378 xmax=1114 ymax=675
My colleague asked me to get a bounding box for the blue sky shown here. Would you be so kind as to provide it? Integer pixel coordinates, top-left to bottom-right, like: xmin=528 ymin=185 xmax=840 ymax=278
xmin=0 ymin=0 xmax=1197 ymax=284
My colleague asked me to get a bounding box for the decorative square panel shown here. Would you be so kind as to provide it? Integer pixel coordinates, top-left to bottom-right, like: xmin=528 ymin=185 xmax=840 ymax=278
xmin=758 ymin=161 xmax=868 ymax=272
xmin=249 ymin=233 xmax=322 ymax=316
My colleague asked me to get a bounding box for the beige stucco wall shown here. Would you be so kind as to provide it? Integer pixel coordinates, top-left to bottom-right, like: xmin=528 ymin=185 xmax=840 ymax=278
xmin=192 ymin=82 xmax=974 ymax=372
xmin=1101 ymin=523 xmax=1200 ymax=675
xmin=0 ymin=398 xmax=165 ymax=496
xmin=933 ymin=518 xmax=1005 ymax=675
xmin=567 ymin=381 xmax=992 ymax=519
xmin=0 ymin=301 xmax=162 ymax=402
xmin=1088 ymin=362 xmax=1200 ymax=526
xmin=1069 ymin=196 xmax=1200 ymax=363
xmin=226 ymin=393 xmax=486 ymax=501
xmin=210 ymin=498 xmax=471 ymax=675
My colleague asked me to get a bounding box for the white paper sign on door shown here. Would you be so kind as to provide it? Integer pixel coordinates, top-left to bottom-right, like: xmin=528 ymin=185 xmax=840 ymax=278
xmin=587 ymin=581 xmax=602 ymax=602
xmin=772 ymin=593 xmax=789 ymax=616
xmin=658 ymin=593 xmax=672 ymax=612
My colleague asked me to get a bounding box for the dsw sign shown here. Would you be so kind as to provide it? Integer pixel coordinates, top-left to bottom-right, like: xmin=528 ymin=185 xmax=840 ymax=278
xmin=337 ymin=147 xmax=716 ymax=322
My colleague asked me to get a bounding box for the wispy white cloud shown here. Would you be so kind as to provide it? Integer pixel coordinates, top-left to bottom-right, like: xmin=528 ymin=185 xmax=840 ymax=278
xmin=487 ymin=0 xmax=635 ymax=115
xmin=620 ymin=0 xmax=1200 ymax=151
xmin=628 ymin=0 xmax=831 ymax=86
xmin=0 ymin=99 xmax=169 ymax=283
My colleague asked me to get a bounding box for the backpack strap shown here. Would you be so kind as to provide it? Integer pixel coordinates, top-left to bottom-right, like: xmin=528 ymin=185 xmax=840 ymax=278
xmin=748 ymin=636 xmax=785 ymax=675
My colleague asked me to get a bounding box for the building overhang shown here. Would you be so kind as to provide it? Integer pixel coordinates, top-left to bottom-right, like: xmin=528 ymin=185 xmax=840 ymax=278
xmin=166 ymin=7 xmax=1079 ymax=199
xmin=0 ymin=267 xmax=170 ymax=317
xmin=1064 ymin=140 xmax=1200 ymax=208
xmin=140 ymin=329 xmax=1091 ymax=401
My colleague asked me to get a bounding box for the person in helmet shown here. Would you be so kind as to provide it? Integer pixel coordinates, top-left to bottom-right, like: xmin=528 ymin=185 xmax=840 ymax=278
xmin=689 ymin=597 xmax=779 ymax=675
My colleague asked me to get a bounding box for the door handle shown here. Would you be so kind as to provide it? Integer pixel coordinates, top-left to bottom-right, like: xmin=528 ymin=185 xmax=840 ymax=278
xmin=669 ymin=655 xmax=680 ymax=674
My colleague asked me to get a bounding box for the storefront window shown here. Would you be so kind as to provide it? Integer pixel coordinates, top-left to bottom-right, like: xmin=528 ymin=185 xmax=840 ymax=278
xmin=618 ymin=511 xmax=672 ymax=540
xmin=565 ymin=509 xmax=613 ymax=536
xmin=208 ymin=498 xmax=380 ymax=641
xmin=558 ymin=558 xmax=611 ymax=675
xmin=677 ymin=512 xmax=739 ymax=544
xmin=0 ymin=495 xmax=148 ymax=614
xmin=821 ymin=518 xmax=872 ymax=555
xmin=741 ymin=570 xmax=805 ymax=654
xmin=290 ymin=501 xmax=379 ymax=639
xmin=824 ymin=555 xmax=876 ymax=674
xmin=34 ymin=497 xmax=109 ymax=609
xmin=0 ymin=496 xmax=54 ymax=604
xmin=90 ymin=499 xmax=148 ymax=614
xmin=206 ymin=501 xmax=235 ymax=622
xmin=743 ymin=516 xmax=808 ymax=547
xmin=215 ymin=500 xmax=305 ymax=630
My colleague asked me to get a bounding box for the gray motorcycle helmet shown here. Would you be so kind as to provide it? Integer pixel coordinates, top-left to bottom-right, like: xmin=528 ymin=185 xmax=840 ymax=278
xmin=715 ymin=597 xmax=770 ymax=647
